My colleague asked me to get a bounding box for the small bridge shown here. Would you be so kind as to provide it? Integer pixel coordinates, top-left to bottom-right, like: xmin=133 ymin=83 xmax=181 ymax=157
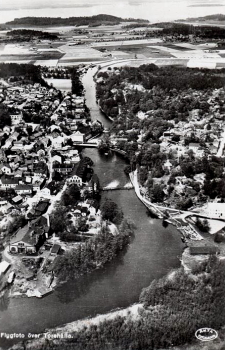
xmin=110 ymin=148 xmax=127 ymax=156
xmin=101 ymin=185 xmax=134 ymax=191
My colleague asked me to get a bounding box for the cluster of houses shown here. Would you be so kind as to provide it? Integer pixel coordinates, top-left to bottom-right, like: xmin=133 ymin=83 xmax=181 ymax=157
xmin=1 ymin=82 xmax=62 ymax=119
xmin=0 ymin=76 xmax=103 ymax=260
xmin=50 ymin=93 xmax=89 ymax=140
xmin=159 ymin=89 xmax=224 ymax=161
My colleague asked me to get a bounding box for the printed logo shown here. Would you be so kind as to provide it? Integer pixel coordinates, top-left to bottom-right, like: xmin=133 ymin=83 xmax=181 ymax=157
xmin=195 ymin=328 xmax=218 ymax=342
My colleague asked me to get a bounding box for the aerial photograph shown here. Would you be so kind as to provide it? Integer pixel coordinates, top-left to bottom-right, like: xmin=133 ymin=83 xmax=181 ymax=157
xmin=0 ymin=0 xmax=224 ymax=349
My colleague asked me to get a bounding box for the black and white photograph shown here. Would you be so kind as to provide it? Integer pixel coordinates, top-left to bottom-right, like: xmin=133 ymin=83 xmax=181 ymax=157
xmin=0 ymin=0 xmax=225 ymax=349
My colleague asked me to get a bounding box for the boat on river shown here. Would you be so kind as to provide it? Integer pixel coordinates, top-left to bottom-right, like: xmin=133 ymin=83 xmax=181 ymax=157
xmin=7 ymin=271 xmax=15 ymax=284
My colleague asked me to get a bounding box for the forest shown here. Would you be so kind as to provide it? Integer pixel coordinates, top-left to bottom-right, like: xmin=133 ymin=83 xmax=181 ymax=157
xmin=180 ymin=14 xmax=225 ymax=22
xmin=70 ymin=67 xmax=84 ymax=96
xmin=7 ymin=29 xmax=59 ymax=41
xmin=6 ymin=15 xmax=148 ymax=27
xmin=0 ymin=103 xmax=11 ymax=129
xmin=0 ymin=63 xmax=46 ymax=85
xmin=149 ymin=22 xmax=225 ymax=39
xmin=17 ymin=256 xmax=225 ymax=350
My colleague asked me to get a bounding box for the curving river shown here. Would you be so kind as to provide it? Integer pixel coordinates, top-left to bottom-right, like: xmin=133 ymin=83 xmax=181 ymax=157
xmin=0 ymin=69 xmax=184 ymax=349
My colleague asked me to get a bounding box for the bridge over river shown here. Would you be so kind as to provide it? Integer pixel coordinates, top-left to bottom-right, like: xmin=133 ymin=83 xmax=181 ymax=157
xmin=101 ymin=184 xmax=134 ymax=191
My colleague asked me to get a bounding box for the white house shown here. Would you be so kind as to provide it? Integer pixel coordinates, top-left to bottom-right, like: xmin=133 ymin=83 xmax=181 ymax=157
xmin=40 ymin=188 xmax=51 ymax=197
xmin=67 ymin=174 xmax=82 ymax=186
xmin=163 ymin=159 xmax=173 ymax=172
xmin=11 ymin=112 xmax=23 ymax=125
xmin=0 ymin=164 xmax=12 ymax=175
xmin=70 ymin=131 xmax=86 ymax=143
xmin=52 ymin=136 xmax=65 ymax=150
xmin=189 ymin=143 xmax=205 ymax=158
xmin=15 ymin=185 xmax=33 ymax=195
xmin=52 ymin=155 xmax=62 ymax=164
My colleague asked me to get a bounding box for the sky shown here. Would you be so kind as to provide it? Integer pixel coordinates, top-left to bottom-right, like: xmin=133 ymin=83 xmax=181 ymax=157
xmin=0 ymin=0 xmax=224 ymax=23
xmin=0 ymin=0 xmax=224 ymax=10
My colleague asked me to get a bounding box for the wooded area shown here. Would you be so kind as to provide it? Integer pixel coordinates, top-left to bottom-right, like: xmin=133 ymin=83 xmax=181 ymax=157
xmin=20 ymin=257 xmax=225 ymax=350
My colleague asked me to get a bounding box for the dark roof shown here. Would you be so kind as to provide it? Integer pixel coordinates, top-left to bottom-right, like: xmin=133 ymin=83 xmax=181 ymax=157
xmin=1 ymin=175 xmax=19 ymax=185
xmin=10 ymin=225 xmax=37 ymax=246
xmin=190 ymin=246 xmax=219 ymax=255
xmin=15 ymin=185 xmax=33 ymax=191
xmin=70 ymin=160 xmax=87 ymax=178
xmin=51 ymin=244 xmax=61 ymax=254
xmin=35 ymin=201 xmax=49 ymax=213
xmin=31 ymin=215 xmax=49 ymax=229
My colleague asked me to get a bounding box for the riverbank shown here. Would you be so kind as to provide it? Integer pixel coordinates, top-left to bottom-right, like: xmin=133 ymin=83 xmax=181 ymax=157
xmin=10 ymin=248 xmax=225 ymax=350
xmin=10 ymin=303 xmax=143 ymax=350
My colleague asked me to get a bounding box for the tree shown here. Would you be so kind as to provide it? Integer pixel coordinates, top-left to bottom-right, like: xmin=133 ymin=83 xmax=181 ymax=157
xmin=151 ymin=184 xmax=165 ymax=203
xmin=50 ymin=205 xmax=68 ymax=233
xmin=195 ymin=217 xmax=210 ymax=232
xmin=0 ymin=104 xmax=11 ymax=128
xmin=101 ymin=198 xmax=123 ymax=225
xmin=61 ymin=184 xmax=80 ymax=206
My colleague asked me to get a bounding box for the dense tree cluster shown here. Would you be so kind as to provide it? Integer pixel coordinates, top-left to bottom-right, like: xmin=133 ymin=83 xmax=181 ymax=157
xmin=7 ymin=29 xmax=58 ymax=41
xmin=21 ymin=257 xmax=225 ymax=350
xmin=101 ymin=198 xmax=124 ymax=225
xmin=61 ymin=184 xmax=81 ymax=207
xmin=70 ymin=68 xmax=84 ymax=96
xmin=0 ymin=63 xmax=46 ymax=85
xmin=195 ymin=217 xmax=210 ymax=232
xmin=6 ymin=15 xmax=145 ymax=27
xmin=53 ymin=219 xmax=134 ymax=280
xmin=7 ymin=215 xmax=27 ymax=236
xmin=149 ymin=22 xmax=225 ymax=39
xmin=0 ymin=103 xmax=11 ymax=128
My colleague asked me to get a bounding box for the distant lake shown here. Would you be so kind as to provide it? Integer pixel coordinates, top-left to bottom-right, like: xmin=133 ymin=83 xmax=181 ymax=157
xmin=0 ymin=2 xmax=224 ymax=24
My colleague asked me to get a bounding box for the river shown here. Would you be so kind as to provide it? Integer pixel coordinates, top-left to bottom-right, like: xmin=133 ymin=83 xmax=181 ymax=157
xmin=0 ymin=69 xmax=184 ymax=349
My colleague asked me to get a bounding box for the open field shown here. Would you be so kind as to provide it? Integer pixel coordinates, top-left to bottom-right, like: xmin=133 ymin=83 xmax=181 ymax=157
xmin=34 ymin=59 xmax=59 ymax=66
xmin=176 ymin=20 xmax=225 ymax=27
xmin=44 ymin=78 xmax=71 ymax=91
xmin=0 ymin=24 xmax=224 ymax=69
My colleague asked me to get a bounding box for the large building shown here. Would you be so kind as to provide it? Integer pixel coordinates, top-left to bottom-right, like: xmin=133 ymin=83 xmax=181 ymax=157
xmin=202 ymin=203 xmax=225 ymax=220
xmin=9 ymin=216 xmax=49 ymax=255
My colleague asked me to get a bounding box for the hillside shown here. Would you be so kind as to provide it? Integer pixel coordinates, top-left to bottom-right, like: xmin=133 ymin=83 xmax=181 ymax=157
xmin=179 ymin=14 xmax=225 ymax=22
xmin=10 ymin=257 xmax=225 ymax=350
xmin=5 ymin=15 xmax=149 ymax=27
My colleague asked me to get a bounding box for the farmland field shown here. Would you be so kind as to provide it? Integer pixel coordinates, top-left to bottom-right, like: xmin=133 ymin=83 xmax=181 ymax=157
xmin=44 ymin=78 xmax=71 ymax=91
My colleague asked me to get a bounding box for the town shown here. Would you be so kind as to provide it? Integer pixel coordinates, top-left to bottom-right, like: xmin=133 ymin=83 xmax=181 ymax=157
xmin=0 ymin=10 xmax=225 ymax=350
xmin=0 ymin=65 xmax=123 ymax=298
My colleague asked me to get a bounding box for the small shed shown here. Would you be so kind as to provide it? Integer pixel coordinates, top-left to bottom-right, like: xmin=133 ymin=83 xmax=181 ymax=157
xmin=190 ymin=246 xmax=219 ymax=255
xmin=12 ymin=195 xmax=23 ymax=204
xmin=50 ymin=244 xmax=61 ymax=256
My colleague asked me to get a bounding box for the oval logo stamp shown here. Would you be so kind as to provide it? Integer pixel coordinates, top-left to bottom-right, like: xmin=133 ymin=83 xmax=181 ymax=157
xmin=195 ymin=328 xmax=218 ymax=342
